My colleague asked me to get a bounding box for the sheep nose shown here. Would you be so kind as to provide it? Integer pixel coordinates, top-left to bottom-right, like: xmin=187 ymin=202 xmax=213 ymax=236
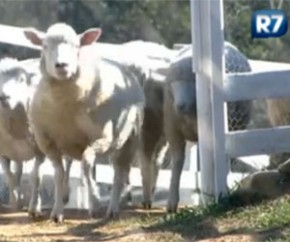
xmin=55 ymin=62 xmax=68 ymax=69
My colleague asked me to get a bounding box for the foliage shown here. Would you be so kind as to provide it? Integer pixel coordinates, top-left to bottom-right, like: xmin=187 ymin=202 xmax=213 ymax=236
xmin=0 ymin=0 xmax=289 ymax=62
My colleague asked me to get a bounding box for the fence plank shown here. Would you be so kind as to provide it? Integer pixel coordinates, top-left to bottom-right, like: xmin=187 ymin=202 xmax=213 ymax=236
xmin=226 ymin=126 xmax=290 ymax=157
xmin=0 ymin=24 xmax=41 ymax=50
xmin=249 ymin=59 xmax=290 ymax=71
xmin=224 ymin=68 xmax=290 ymax=101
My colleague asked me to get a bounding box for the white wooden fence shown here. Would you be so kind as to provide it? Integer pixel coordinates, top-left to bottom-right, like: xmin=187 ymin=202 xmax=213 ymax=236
xmin=191 ymin=0 xmax=290 ymax=205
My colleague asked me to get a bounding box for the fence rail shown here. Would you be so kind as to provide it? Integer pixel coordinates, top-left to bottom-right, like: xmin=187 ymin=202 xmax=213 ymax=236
xmin=0 ymin=24 xmax=41 ymax=50
xmin=224 ymin=68 xmax=290 ymax=101
xmin=226 ymin=127 xmax=290 ymax=158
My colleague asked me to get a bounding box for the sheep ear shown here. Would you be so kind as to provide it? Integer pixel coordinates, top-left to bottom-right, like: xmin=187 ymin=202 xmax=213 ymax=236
xmin=79 ymin=28 xmax=102 ymax=46
xmin=23 ymin=28 xmax=44 ymax=46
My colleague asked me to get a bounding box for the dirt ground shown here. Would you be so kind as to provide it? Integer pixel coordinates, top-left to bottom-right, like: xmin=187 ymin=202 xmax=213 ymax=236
xmin=0 ymin=204 xmax=268 ymax=242
xmin=0 ymin=205 xmax=175 ymax=242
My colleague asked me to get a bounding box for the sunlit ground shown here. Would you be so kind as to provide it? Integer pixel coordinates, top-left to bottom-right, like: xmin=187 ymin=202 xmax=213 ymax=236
xmin=1 ymin=195 xmax=290 ymax=242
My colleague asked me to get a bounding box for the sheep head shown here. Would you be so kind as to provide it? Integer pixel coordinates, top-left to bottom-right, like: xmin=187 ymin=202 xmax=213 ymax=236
xmin=24 ymin=23 xmax=102 ymax=81
xmin=0 ymin=58 xmax=35 ymax=110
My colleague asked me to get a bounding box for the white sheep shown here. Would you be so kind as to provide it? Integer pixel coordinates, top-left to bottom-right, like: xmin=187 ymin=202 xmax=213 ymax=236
xmin=94 ymin=40 xmax=175 ymax=209
xmin=0 ymin=57 xmax=72 ymax=217
xmin=24 ymin=23 xmax=145 ymax=222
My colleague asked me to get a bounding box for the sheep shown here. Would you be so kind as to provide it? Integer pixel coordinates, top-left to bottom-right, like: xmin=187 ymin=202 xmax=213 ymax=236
xmin=266 ymin=98 xmax=290 ymax=168
xmin=0 ymin=57 xmax=45 ymax=215
xmin=98 ymin=40 xmax=175 ymax=209
xmin=0 ymin=57 xmax=72 ymax=216
xmin=42 ymin=39 xmax=173 ymax=210
xmin=163 ymin=42 xmax=252 ymax=213
xmin=0 ymin=40 xmax=171 ymax=216
xmin=24 ymin=23 xmax=145 ymax=222
xmin=230 ymin=158 xmax=290 ymax=205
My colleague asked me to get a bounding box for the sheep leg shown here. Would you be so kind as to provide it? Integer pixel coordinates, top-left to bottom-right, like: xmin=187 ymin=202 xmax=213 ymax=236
xmin=32 ymin=131 xmax=64 ymax=223
xmin=106 ymin=160 xmax=129 ymax=218
xmin=1 ymin=156 xmax=22 ymax=210
xmin=82 ymin=156 xmax=101 ymax=218
xmin=62 ymin=157 xmax=72 ymax=204
xmin=50 ymin=159 xmax=65 ymax=223
xmin=140 ymin=153 xmax=156 ymax=209
xmin=106 ymin=139 xmax=133 ymax=219
xmin=166 ymin=140 xmax=185 ymax=213
xmin=101 ymin=153 xmax=131 ymax=206
xmin=151 ymin=142 xmax=170 ymax=195
xmin=91 ymin=154 xmax=103 ymax=201
xmin=120 ymin=173 xmax=132 ymax=205
xmin=151 ymin=162 xmax=160 ymax=196
xmin=28 ymin=154 xmax=45 ymax=217
xmin=139 ymin=131 xmax=165 ymax=209
xmin=13 ymin=161 xmax=23 ymax=209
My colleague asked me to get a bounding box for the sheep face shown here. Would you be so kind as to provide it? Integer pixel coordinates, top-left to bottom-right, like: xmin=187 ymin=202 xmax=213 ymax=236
xmin=0 ymin=71 xmax=28 ymax=110
xmin=168 ymin=56 xmax=197 ymax=116
xmin=0 ymin=58 xmax=33 ymax=110
xmin=170 ymin=80 xmax=197 ymax=116
xmin=24 ymin=23 xmax=102 ymax=81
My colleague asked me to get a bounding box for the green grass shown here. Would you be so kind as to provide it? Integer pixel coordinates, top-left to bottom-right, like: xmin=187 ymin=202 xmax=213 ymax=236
xmin=143 ymin=195 xmax=290 ymax=241
xmin=236 ymin=197 xmax=290 ymax=229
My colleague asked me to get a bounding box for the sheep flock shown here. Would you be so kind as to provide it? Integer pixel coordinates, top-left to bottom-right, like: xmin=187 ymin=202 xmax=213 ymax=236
xmin=0 ymin=22 xmax=284 ymax=224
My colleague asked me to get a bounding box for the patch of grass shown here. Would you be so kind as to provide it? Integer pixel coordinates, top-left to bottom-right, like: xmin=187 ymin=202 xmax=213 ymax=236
xmin=233 ymin=196 xmax=290 ymax=230
xmin=145 ymin=194 xmax=290 ymax=241
xmin=155 ymin=195 xmax=290 ymax=229
xmin=154 ymin=194 xmax=242 ymax=227
xmin=266 ymin=239 xmax=289 ymax=242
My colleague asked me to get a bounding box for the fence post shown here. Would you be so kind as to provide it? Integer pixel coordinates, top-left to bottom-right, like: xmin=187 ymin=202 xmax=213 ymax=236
xmin=190 ymin=0 xmax=228 ymax=204
xmin=209 ymin=0 xmax=228 ymax=199
xmin=191 ymin=0 xmax=215 ymax=204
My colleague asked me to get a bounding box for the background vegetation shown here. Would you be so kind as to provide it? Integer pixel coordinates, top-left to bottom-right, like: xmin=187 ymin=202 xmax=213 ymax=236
xmin=0 ymin=0 xmax=289 ymax=62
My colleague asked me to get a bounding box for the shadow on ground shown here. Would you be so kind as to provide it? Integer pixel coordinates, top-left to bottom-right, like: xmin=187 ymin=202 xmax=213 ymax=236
xmin=1 ymin=199 xmax=290 ymax=242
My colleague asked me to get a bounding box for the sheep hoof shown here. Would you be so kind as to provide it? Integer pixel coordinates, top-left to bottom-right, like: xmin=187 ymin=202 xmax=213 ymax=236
xmin=166 ymin=208 xmax=177 ymax=214
xmin=50 ymin=214 xmax=64 ymax=224
xmin=142 ymin=201 xmax=152 ymax=210
xmin=88 ymin=207 xmax=101 ymax=219
xmin=89 ymin=211 xmax=97 ymax=219
xmin=88 ymin=195 xmax=101 ymax=218
xmin=105 ymin=209 xmax=120 ymax=219
xmin=125 ymin=192 xmax=132 ymax=203
xmin=28 ymin=210 xmax=42 ymax=219
xmin=166 ymin=205 xmax=178 ymax=214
